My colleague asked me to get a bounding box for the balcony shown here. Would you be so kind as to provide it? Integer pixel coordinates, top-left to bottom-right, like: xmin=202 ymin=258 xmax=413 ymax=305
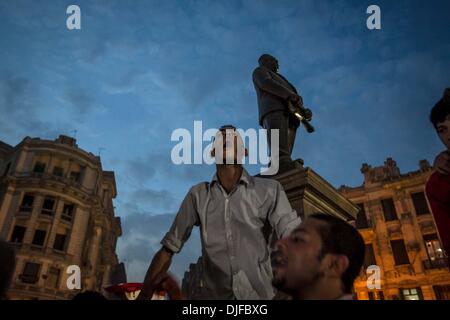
xmin=423 ymin=258 xmax=449 ymax=270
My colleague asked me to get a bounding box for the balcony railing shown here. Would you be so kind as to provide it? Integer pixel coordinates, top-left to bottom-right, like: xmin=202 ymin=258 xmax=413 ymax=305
xmin=423 ymin=258 xmax=448 ymax=270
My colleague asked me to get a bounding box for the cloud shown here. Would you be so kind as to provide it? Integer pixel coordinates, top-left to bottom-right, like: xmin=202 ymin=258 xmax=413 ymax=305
xmin=64 ymin=87 xmax=95 ymax=116
xmin=118 ymin=212 xmax=201 ymax=283
xmin=125 ymin=150 xmax=214 ymax=187
xmin=0 ymin=72 xmax=64 ymax=142
xmin=129 ymin=188 xmax=178 ymax=212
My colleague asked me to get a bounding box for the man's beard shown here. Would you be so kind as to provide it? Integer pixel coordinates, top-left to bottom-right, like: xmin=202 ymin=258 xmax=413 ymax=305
xmin=272 ymin=266 xmax=325 ymax=297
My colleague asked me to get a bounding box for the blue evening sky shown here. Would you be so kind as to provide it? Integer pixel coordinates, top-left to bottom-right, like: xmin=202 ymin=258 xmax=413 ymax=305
xmin=1 ymin=0 xmax=449 ymax=282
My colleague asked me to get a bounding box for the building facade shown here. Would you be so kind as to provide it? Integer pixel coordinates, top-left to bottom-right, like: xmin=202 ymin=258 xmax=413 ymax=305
xmin=0 ymin=135 xmax=123 ymax=299
xmin=339 ymin=158 xmax=450 ymax=300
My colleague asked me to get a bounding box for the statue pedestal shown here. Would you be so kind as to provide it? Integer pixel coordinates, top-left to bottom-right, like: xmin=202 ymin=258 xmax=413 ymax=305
xmin=259 ymin=160 xmax=358 ymax=221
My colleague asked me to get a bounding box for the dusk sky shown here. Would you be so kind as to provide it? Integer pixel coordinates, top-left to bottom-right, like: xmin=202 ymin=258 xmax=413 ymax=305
xmin=1 ymin=0 xmax=449 ymax=282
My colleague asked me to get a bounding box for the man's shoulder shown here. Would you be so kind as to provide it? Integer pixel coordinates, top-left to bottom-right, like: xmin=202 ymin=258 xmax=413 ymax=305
xmin=426 ymin=171 xmax=450 ymax=197
xmin=189 ymin=181 xmax=210 ymax=194
xmin=252 ymin=176 xmax=282 ymax=191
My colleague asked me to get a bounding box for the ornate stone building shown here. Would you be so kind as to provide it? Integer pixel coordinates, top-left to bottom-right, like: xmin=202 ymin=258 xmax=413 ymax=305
xmin=0 ymin=135 xmax=124 ymax=299
xmin=339 ymin=158 xmax=450 ymax=300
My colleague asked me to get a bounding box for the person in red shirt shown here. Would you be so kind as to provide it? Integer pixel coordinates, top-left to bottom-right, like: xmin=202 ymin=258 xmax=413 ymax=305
xmin=426 ymin=88 xmax=450 ymax=269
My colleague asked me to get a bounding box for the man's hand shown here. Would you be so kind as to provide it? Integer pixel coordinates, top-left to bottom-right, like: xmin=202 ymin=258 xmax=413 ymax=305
xmin=159 ymin=273 xmax=183 ymax=300
xmin=433 ymin=151 xmax=450 ymax=175
xmin=136 ymin=246 xmax=174 ymax=300
xmin=137 ymin=272 xmax=182 ymax=300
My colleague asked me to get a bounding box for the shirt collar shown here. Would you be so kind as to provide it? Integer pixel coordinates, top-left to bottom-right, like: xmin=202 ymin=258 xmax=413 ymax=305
xmin=210 ymin=168 xmax=251 ymax=187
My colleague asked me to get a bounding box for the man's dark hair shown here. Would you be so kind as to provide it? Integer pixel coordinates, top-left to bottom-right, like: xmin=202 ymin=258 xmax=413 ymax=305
xmin=430 ymin=88 xmax=450 ymax=129
xmin=219 ymin=124 xmax=237 ymax=131
xmin=309 ymin=213 xmax=365 ymax=294
xmin=212 ymin=125 xmax=237 ymax=143
xmin=0 ymin=239 xmax=16 ymax=299
xmin=72 ymin=290 xmax=107 ymax=301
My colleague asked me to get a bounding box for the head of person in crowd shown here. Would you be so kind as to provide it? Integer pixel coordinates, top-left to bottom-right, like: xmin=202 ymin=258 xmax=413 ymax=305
xmin=430 ymin=88 xmax=450 ymax=151
xmin=211 ymin=125 xmax=248 ymax=166
xmin=271 ymin=213 xmax=365 ymax=300
xmin=0 ymin=239 xmax=16 ymax=300
xmin=72 ymin=290 xmax=108 ymax=301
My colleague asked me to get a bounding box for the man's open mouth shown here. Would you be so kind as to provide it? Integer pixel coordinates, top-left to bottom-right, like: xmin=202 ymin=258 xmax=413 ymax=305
xmin=271 ymin=251 xmax=287 ymax=268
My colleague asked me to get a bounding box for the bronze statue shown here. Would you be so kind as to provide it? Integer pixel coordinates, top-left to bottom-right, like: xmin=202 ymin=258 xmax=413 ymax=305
xmin=252 ymin=54 xmax=313 ymax=172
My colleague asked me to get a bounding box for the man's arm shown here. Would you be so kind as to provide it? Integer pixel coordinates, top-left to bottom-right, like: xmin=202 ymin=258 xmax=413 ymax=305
xmin=253 ymin=67 xmax=297 ymax=100
xmin=137 ymin=187 xmax=199 ymax=299
xmin=137 ymin=246 xmax=174 ymax=299
xmin=268 ymin=181 xmax=301 ymax=239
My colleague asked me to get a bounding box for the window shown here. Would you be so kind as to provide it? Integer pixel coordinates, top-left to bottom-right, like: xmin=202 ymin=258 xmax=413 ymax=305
xmin=52 ymin=166 xmax=64 ymax=177
xmin=69 ymin=171 xmax=80 ymax=183
xmin=41 ymin=198 xmax=55 ymax=215
xmin=382 ymin=198 xmax=397 ymax=221
xmin=364 ymin=244 xmax=377 ymax=269
xmin=10 ymin=225 xmax=26 ymax=243
xmin=21 ymin=262 xmax=40 ymax=284
xmin=53 ymin=234 xmax=67 ymax=251
xmin=2 ymin=162 xmax=11 ymax=177
xmin=401 ymin=288 xmax=423 ymax=300
xmin=411 ymin=192 xmax=430 ymax=216
xmin=47 ymin=267 xmax=60 ymax=289
xmin=33 ymin=161 xmax=46 ymax=173
xmin=355 ymin=203 xmax=370 ymax=229
xmin=391 ymin=240 xmax=410 ymax=265
xmin=32 ymin=229 xmax=46 ymax=246
xmin=434 ymin=285 xmax=450 ymax=300
xmin=424 ymin=234 xmax=445 ymax=261
xmin=61 ymin=204 xmax=74 ymax=222
xmin=20 ymin=194 xmax=34 ymax=212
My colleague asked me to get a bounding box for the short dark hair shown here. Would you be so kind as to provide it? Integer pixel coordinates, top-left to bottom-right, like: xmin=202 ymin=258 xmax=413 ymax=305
xmin=72 ymin=290 xmax=107 ymax=301
xmin=219 ymin=124 xmax=236 ymax=131
xmin=430 ymin=88 xmax=450 ymax=129
xmin=309 ymin=213 xmax=365 ymax=293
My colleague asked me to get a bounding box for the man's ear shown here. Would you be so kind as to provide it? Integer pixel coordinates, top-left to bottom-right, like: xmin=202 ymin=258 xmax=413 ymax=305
xmin=330 ymin=255 xmax=349 ymax=278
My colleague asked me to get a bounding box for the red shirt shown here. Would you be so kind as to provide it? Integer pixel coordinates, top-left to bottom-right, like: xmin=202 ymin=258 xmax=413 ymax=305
xmin=425 ymin=172 xmax=450 ymax=255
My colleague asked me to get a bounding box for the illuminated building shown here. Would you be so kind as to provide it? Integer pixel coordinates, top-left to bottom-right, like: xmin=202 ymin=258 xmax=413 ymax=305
xmin=339 ymin=158 xmax=450 ymax=300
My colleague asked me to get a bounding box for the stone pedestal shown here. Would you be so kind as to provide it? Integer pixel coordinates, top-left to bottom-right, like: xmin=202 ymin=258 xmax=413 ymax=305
xmin=261 ymin=160 xmax=359 ymax=221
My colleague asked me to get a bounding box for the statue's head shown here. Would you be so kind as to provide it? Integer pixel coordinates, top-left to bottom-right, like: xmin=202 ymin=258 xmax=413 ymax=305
xmin=258 ymin=54 xmax=279 ymax=72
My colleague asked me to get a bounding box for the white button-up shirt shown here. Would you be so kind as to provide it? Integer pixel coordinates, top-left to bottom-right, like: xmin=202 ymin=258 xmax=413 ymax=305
xmin=161 ymin=169 xmax=300 ymax=299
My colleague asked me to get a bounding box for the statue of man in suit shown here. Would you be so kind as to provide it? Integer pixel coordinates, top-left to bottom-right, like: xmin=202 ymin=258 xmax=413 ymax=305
xmin=252 ymin=54 xmax=304 ymax=172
